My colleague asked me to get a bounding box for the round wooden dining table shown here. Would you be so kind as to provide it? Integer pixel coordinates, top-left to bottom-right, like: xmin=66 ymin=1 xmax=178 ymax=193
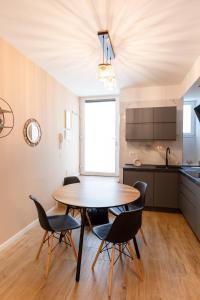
xmin=53 ymin=180 xmax=140 ymax=282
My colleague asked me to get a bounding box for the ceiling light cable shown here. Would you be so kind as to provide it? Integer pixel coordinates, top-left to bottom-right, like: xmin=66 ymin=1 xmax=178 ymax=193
xmin=106 ymin=46 xmax=109 ymax=64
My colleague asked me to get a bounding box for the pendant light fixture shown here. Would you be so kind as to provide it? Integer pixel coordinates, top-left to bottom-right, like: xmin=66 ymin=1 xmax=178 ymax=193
xmin=97 ymin=31 xmax=116 ymax=88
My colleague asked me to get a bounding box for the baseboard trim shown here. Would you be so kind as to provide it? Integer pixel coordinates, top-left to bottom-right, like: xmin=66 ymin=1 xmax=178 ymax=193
xmin=0 ymin=205 xmax=56 ymax=252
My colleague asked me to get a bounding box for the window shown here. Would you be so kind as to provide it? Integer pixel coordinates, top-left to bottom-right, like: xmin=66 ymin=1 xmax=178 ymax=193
xmin=83 ymin=99 xmax=117 ymax=175
xmin=183 ymin=101 xmax=196 ymax=136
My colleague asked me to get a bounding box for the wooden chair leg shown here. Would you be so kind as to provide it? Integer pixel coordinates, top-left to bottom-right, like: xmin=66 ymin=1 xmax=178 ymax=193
xmin=35 ymin=230 xmax=48 ymax=260
xmin=66 ymin=232 xmax=78 ymax=261
xmin=71 ymin=208 xmax=79 ymax=218
xmin=45 ymin=234 xmax=54 ymax=278
xmin=91 ymin=240 xmax=104 ymax=270
xmin=119 ymin=243 xmax=123 ymax=258
xmin=127 ymin=241 xmax=143 ymax=281
xmin=140 ymin=228 xmax=147 ymax=246
xmin=74 ymin=209 xmax=80 ymax=218
xmin=108 ymin=244 xmax=115 ymax=297
xmin=86 ymin=211 xmax=92 ymax=229
xmin=63 ymin=233 xmax=68 ymax=245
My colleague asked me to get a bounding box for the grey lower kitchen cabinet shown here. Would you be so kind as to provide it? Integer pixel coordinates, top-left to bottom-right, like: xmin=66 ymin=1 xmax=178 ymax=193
xmin=126 ymin=123 xmax=154 ymax=140
xmin=179 ymin=175 xmax=200 ymax=240
xmin=123 ymin=170 xmax=154 ymax=206
xmin=154 ymin=172 xmax=178 ymax=208
xmin=123 ymin=169 xmax=178 ymax=209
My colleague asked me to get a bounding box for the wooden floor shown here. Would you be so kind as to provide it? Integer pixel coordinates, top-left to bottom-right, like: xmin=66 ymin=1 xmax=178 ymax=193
xmin=0 ymin=208 xmax=200 ymax=299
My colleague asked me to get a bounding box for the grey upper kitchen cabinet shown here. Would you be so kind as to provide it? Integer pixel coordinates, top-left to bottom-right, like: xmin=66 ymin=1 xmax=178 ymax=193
xmin=126 ymin=123 xmax=154 ymax=140
xmin=125 ymin=106 xmax=176 ymax=141
xmin=153 ymin=106 xmax=176 ymax=140
xmin=123 ymin=170 xmax=154 ymax=206
xmin=126 ymin=108 xmax=154 ymax=123
xmin=154 ymin=172 xmax=178 ymax=208
xmin=153 ymin=123 xmax=176 ymax=140
xmin=154 ymin=107 xmax=176 ymax=123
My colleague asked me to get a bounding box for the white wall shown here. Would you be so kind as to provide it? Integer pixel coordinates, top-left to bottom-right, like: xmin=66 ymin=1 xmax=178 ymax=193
xmin=180 ymin=56 xmax=200 ymax=97
xmin=181 ymin=56 xmax=200 ymax=165
xmin=178 ymin=55 xmax=200 ymax=165
xmin=0 ymin=38 xmax=79 ymax=245
xmin=119 ymin=85 xmax=183 ymax=181
xmin=183 ymin=98 xmax=200 ymax=165
xmin=196 ymin=100 xmax=200 ymax=164
xmin=183 ymin=136 xmax=197 ymax=164
xmin=182 ymin=99 xmax=198 ymax=164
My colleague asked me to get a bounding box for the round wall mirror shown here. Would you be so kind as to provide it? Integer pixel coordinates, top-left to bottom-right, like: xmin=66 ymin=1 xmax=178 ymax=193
xmin=23 ymin=118 xmax=42 ymax=146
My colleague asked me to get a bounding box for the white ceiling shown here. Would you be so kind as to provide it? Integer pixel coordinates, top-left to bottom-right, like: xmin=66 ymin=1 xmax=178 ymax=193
xmin=0 ymin=0 xmax=200 ymax=97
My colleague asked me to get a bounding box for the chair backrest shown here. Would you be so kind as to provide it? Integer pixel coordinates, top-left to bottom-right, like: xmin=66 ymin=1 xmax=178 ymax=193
xmin=63 ymin=176 xmax=80 ymax=186
xmin=29 ymin=195 xmax=52 ymax=231
xmin=105 ymin=207 xmax=143 ymax=244
xmin=132 ymin=181 xmax=148 ymax=208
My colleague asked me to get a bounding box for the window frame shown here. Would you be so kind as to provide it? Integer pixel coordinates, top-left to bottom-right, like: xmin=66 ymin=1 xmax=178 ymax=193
xmin=183 ymin=100 xmax=196 ymax=137
xmin=79 ymin=97 xmax=119 ymax=177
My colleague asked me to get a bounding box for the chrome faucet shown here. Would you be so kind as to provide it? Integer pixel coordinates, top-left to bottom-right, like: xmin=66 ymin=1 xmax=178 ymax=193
xmin=165 ymin=147 xmax=170 ymax=167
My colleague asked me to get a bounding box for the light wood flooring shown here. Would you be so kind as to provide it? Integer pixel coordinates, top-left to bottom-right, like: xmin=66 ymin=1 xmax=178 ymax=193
xmin=0 ymin=209 xmax=200 ymax=299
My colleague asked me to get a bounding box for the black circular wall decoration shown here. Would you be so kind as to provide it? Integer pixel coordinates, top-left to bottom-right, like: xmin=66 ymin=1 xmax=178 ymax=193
xmin=0 ymin=97 xmax=14 ymax=138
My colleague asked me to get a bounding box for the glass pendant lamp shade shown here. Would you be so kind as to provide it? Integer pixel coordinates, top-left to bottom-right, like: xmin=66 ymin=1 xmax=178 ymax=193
xmin=97 ymin=63 xmax=114 ymax=81
xmin=97 ymin=32 xmax=116 ymax=89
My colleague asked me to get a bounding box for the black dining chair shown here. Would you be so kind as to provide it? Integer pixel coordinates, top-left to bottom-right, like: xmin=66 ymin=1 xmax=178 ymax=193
xmin=91 ymin=208 xmax=144 ymax=297
xmin=30 ymin=195 xmax=80 ymax=277
xmin=109 ymin=181 xmax=148 ymax=245
xmin=63 ymin=176 xmax=92 ymax=228
xmin=63 ymin=176 xmax=80 ymax=186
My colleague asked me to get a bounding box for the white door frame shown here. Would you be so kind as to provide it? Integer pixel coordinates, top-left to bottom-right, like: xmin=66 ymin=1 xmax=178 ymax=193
xmin=80 ymin=96 xmax=119 ymax=177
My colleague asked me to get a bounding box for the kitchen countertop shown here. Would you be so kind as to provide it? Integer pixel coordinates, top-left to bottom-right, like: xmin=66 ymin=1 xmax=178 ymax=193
xmin=123 ymin=164 xmax=200 ymax=186
xmin=123 ymin=164 xmax=181 ymax=172
xmin=180 ymin=167 xmax=200 ymax=186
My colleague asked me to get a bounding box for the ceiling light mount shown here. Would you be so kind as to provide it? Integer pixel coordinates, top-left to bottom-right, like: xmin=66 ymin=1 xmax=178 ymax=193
xmin=98 ymin=31 xmax=115 ymax=60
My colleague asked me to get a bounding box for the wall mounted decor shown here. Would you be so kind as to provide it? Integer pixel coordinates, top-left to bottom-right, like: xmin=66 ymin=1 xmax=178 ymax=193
xmin=0 ymin=97 xmax=14 ymax=138
xmin=23 ymin=118 xmax=42 ymax=146
xmin=58 ymin=132 xmax=64 ymax=149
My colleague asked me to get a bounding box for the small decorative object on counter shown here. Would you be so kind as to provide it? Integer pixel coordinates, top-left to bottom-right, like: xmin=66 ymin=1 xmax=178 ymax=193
xmin=186 ymin=160 xmax=193 ymax=165
xmin=134 ymin=159 xmax=142 ymax=167
xmin=129 ymin=151 xmax=141 ymax=166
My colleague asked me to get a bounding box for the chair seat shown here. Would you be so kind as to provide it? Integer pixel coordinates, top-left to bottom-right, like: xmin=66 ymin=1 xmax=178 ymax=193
xmin=109 ymin=206 xmax=126 ymax=216
xmin=109 ymin=203 xmax=142 ymax=216
xmin=48 ymin=215 xmax=80 ymax=232
xmin=92 ymin=223 xmax=112 ymax=241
